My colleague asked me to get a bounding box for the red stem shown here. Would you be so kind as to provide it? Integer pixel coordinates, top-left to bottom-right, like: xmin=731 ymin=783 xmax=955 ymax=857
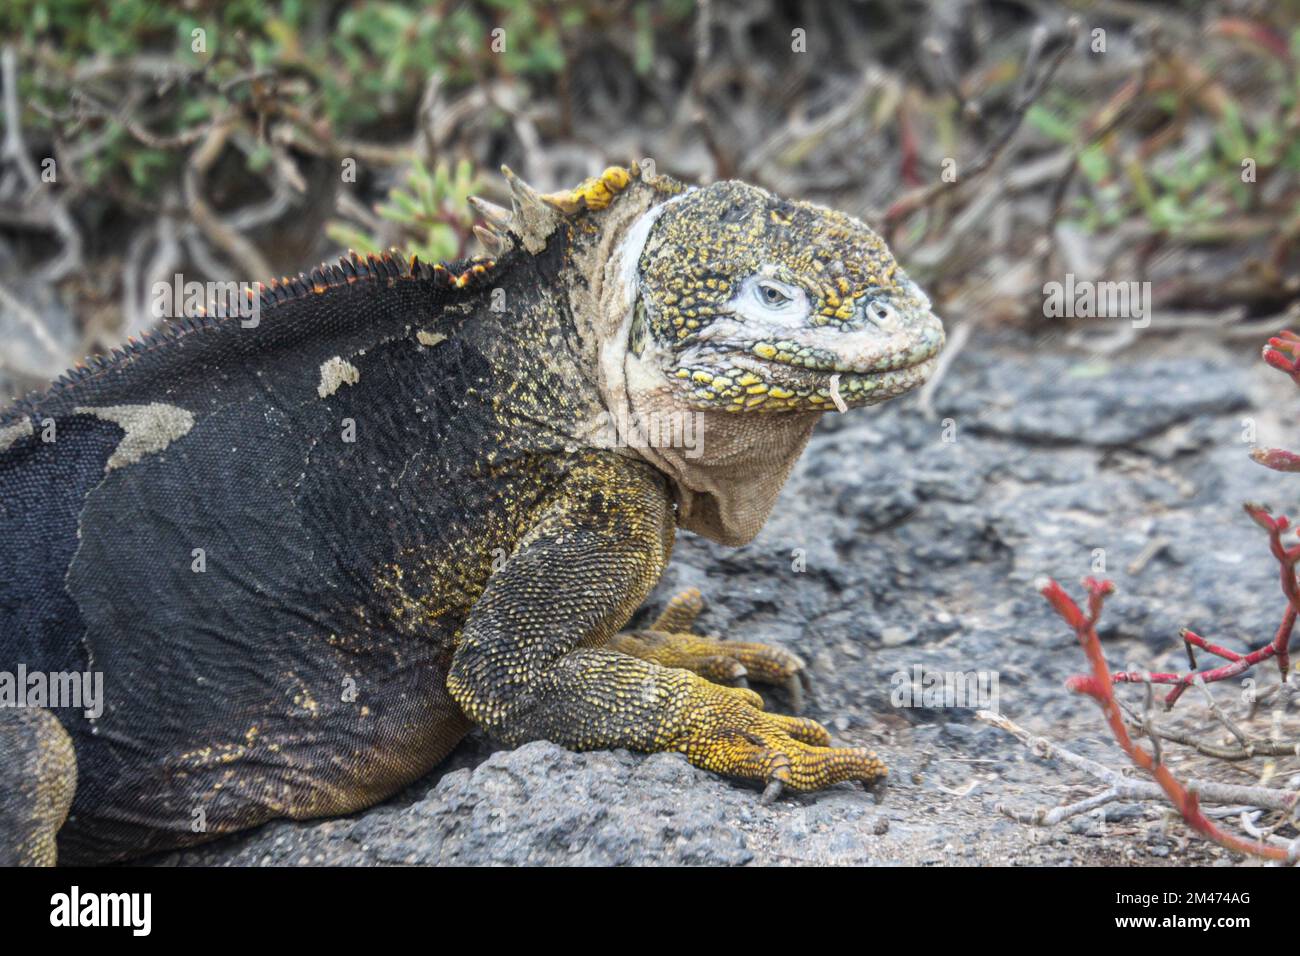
xmin=1111 ymin=615 xmax=1292 ymax=707
xmin=1046 ymin=578 xmax=1290 ymax=861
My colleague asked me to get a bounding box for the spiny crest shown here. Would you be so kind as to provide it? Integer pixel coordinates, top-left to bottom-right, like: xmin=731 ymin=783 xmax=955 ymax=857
xmin=28 ymin=250 xmax=500 ymax=405
xmin=250 ymin=248 xmax=498 ymax=311
xmin=470 ymin=162 xmax=676 ymax=255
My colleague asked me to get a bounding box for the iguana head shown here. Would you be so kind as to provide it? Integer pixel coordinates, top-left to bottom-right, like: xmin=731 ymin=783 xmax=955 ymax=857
xmin=627 ymin=180 xmax=944 ymax=413
xmin=477 ymin=165 xmax=945 ymax=545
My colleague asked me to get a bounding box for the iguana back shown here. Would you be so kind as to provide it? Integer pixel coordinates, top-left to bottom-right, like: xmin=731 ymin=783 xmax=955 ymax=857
xmin=2 ymin=242 xmax=609 ymax=862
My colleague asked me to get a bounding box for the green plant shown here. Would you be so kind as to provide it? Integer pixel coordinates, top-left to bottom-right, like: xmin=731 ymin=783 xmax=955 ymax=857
xmin=1 ymin=1 xmax=692 ymax=212
xmin=327 ymin=157 xmax=481 ymax=262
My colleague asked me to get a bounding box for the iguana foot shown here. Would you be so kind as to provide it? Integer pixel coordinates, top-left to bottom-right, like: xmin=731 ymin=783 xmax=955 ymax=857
xmin=610 ymin=588 xmax=811 ymax=711
xmin=671 ymin=675 xmax=887 ymax=804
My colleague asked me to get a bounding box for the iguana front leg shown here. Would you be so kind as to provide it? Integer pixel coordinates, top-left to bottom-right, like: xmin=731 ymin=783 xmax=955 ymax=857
xmin=609 ymin=588 xmax=812 ymax=712
xmin=0 ymin=708 xmax=77 ymax=866
xmin=446 ymin=455 xmax=886 ymax=802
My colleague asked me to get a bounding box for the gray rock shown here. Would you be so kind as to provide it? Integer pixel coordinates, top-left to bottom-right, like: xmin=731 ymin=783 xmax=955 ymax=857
xmin=163 ymin=338 xmax=1279 ymax=867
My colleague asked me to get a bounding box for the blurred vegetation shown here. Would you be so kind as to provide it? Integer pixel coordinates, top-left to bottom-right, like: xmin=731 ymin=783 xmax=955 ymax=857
xmin=1027 ymin=23 xmax=1300 ymax=240
xmin=326 ymin=157 xmax=479 ymax=261
xmin=0 ymin=0 xmax=692 ymax=211
xmin=1 ymin=0 xmax=1299 ymax=388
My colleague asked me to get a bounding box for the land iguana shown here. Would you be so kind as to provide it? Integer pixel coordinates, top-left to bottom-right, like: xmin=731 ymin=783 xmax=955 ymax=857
xmin=0 ymin=164 xmax=944 ymax=864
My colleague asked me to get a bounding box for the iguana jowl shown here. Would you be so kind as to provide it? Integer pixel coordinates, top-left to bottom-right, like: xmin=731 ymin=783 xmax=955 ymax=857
xmin=0 ymin=164 xmax=944 ymax=864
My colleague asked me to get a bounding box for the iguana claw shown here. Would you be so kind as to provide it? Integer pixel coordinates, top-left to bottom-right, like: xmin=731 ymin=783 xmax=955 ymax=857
xmin=610 ymin=588 xmax=812 ymax=712
xmin=670 ymin=674 xmax=887 ymax=800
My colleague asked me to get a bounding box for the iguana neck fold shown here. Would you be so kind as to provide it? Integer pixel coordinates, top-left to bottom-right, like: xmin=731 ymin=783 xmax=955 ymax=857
xmin=566 ymin=180 xmax=822 ymax=547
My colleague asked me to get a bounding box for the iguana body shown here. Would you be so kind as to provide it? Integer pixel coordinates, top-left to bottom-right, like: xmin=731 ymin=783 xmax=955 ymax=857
xmin=0 ymin=166 xmax=943 ymax=864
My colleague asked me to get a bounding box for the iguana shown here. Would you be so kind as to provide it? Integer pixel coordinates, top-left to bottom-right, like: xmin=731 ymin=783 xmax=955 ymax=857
xmin=0 ymin=164 xmax=944 ymax=864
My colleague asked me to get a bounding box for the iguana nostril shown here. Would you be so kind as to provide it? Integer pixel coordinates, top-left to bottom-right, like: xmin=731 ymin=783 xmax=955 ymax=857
xmin=857 ymin=298 xmax=899 ymax=331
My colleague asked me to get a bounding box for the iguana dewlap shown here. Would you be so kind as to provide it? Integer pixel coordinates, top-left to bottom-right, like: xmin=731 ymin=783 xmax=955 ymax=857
xmin=0 ymin=165 xmax=944 ymax=864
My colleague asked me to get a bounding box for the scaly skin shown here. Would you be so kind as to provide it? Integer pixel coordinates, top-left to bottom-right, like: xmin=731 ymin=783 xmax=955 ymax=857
xmin=635 ymin=177 xmax=943 ymax=413
xmin=0 ymin=163 xmax=940 ymax=863
xmin=608 ymin=588 xmax=812 ymax=709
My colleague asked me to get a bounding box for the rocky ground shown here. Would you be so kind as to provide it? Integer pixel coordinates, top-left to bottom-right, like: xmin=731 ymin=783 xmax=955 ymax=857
xmin=158 ymin=329 xmax=1298 ymax=866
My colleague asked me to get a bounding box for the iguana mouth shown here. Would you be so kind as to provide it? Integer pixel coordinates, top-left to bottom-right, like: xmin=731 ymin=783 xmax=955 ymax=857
xmin=715 ymin=326 xmax=943 ymax=407
xmin=677 ymin=303 xmax=946 ymax=378
xmin=743 ymin=320 xmax=946 ymax=376
xmin=679 ymin=351 xmax=934 ymax=411
xmin=728 ymin=320 xmax=944 ymax=385
xmin=766 ymin=352 xmax=939 ymax=388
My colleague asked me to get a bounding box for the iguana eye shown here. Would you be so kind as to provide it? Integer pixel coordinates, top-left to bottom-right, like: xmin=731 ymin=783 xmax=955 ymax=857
xmin=755 ymin=282 xmax=792 ymax=308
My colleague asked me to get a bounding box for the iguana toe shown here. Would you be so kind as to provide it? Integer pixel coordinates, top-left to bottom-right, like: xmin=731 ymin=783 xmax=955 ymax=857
xmin=672 ymin=675 xmax=887 ymax=800
xmin=649 ymin=587 xmax=706 ymax=631
xmin=612 ymin=589 xmax=813 ymax=710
